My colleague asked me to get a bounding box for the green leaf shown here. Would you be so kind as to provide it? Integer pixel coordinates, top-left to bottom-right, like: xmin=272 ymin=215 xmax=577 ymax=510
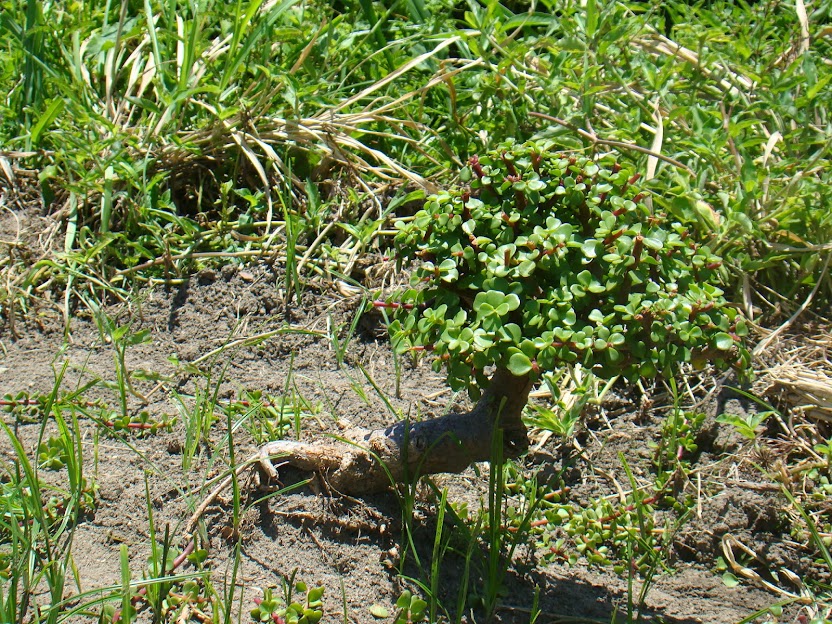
xmin=721 ymin=572 xmax=739 ymax=588
xmin=609 ymin=333 xmax=625 ymax=346
xmin=585 ymin=0 xmax=598 ymax=38
xmin=473 ymin=291 xmax=489 ymax=312
xmin=440 ymin=267 xmax=459 ymax=282
xmin=500 ymin=323 xmax=523 ymax=343
xmin=410 ymin=598 xmax=428 ymax=617
xmin=396 ymin=592 xmax=412 ymax=609
xmin=508 ymin=352 xmax=533 ymax=376
xmin=582 ymin=240 xmax=598 ymax=258
xmin=517 ymin=260 xmax=535 ymax=277
xmin=481 ymin=290 xmax=506 ymax=310
xmin=713 ymin=332 xmax=734 ymax=351
xmin=643 ymin=237 xmax=663 ymax=251
xmin=504 ymin=293 xmax=520 ymax=312
xmin=31 ymin=98 xmax=65 ymax=147
xmin=369 ymin=605 xmax=389 ymax=618
xmin=474 ymin=331 xmax=495 ymax=348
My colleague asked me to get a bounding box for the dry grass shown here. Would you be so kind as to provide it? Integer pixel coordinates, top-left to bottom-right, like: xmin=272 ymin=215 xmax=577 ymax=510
xmin=757 ymin=326 xmax=832 ymax=424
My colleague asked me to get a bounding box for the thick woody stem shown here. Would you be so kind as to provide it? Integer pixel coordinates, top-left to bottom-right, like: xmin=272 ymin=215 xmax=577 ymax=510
xmin=258 ymin=369 xmax=533 ymax=495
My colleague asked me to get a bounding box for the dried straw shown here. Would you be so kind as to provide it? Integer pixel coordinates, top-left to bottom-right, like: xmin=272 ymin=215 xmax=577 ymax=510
xmin=755 ymin=326 xmax=832 ymax=423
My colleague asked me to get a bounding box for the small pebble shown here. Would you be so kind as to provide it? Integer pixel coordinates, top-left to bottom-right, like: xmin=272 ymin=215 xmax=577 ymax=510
xmin=220 ymin=264 xmax=237 ymax=280
xmin=239 ymin=270 xmax=254 ymax=282
xmin=197 ymin=268 xmax=217 ymax=284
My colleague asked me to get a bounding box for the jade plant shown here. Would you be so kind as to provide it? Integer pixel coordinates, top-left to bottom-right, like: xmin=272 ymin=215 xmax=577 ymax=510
xmin=257 ymin=139 xmax=748 ymax=494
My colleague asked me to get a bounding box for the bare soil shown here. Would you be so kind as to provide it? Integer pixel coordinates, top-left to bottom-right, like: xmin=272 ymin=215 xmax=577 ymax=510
xmin=0 ymin=207 xmax=818 ymax=624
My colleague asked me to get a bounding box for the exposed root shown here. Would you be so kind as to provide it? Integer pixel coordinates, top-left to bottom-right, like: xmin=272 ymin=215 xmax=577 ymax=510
xmin=185 ymin=368 xmax=532 ymax=537
xmin=256 ymin=368 xmax=533 ymax=495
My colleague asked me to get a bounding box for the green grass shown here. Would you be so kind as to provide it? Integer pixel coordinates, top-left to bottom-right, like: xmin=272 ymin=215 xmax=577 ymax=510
xmin=1 ymin=0 xmax=830 ymax=315
xmin=2 ymin=0 xmax=832 ymax=622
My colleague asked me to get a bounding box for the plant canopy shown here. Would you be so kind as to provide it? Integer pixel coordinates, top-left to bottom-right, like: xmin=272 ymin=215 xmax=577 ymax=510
xmin=390 ymin=139 xmax=750 ymax=397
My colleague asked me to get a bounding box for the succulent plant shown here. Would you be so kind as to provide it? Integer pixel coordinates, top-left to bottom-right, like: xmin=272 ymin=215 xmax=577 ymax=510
xmin=259 ymin=139 xmax=749 ymax=495
xmin=389 ymin=139 xmax=749 ymax=399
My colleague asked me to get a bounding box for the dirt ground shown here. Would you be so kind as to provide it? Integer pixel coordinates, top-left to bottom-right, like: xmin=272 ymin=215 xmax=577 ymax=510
xmin=0 ymin=207 xmax=819 ymax=623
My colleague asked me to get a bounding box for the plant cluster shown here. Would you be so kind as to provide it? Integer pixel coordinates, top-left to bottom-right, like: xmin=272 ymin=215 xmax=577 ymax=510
xmin=224 ymin=389 xmax=322 ymax=445
xmin=652 ymin=409 xmax=705 ymax=472
xmin=0 ymin=424 xmax=98 ymax=623
xmin=3 ymin=390 xmax=175 ymax=437
xmin=0 ymin=0 xmax=830 ymax=620
xmin=392 ymin=591 xmax=428 ymax=624
xmin=98 ymin=537 xmax=210 ymax=624
xmin=97 ymin=410 xmax=177 ymax=437
xmin=1 ymin=0 xmax=829 ymax=316
xmin=368 ymin=591 xmax=428 ymax=623
xmin=251 ymin=581 xmax=324 ymax=624
xmin=650 ymin=384 xmax=707 ymax=496
xmin=37 ymin=436 xmax=69 ymax=470
xmin=504 ymin=462 xmax=672 ymax=577
xmin=1 ymin=392 xmax=48 ymax=422
xmin=391 ymin=140 xmax=749 ymax=396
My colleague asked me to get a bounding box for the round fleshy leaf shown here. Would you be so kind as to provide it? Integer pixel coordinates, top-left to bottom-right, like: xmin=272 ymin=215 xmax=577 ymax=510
xmin=369 ymin=605 xmax=389 ymax=619
xmin=588 ymin=309 xmax=605 ymax=323
xmin=714 ymin=332 xmax=734 ymax=351
xmin=643 ymin=236 xmax=663 ymax=250
xmin=508 ymin=352 xmax=533 ymax=376
xmin=396 ymin=592 xmax=412 ymax=609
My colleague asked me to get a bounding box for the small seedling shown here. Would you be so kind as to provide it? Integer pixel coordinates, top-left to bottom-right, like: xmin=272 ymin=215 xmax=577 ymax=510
xmin=37 ymin=435 xmax=69 ymax=470
xmin=524 ymin=402 xmax=582 ymax=441
xmin=656 ymin=410 xmax=705 ymax=466
xmin=715 ymin=410 xmax=774 ymax=441
xmin=251 ymin=581 xmax=324 ymax=624
xmin=651 ymin=382 xmax=706 ymax=498
xmin=252 ymin=588 xmax=283 ymax=623
xmin=393 ymin=590 xmax=427 ymax=624
xmin=94 ymin=311 xmax=153 ymax=417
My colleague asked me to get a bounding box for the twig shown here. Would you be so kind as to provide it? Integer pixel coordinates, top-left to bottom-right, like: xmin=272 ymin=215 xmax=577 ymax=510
xmin=189 ymin=326 xmax=327 ymax=366
xmin=114 ymin=248 xmax=285 ymax=277
xmin=795 ymin=0 xmax=810 ymax=55
xmin=528 ymin=111 xmax=695 ymax=176
xmin=183 ymin=453 xmax=265 ymax=539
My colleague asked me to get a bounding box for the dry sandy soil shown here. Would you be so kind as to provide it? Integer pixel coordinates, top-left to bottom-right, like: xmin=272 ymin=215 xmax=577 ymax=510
xmin=0 ymin=206 xmax=820 ymax=623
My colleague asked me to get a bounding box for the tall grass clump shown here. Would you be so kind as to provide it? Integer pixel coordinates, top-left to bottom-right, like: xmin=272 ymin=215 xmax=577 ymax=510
xmin=1 ymin=0 xmax=829 ymax=318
